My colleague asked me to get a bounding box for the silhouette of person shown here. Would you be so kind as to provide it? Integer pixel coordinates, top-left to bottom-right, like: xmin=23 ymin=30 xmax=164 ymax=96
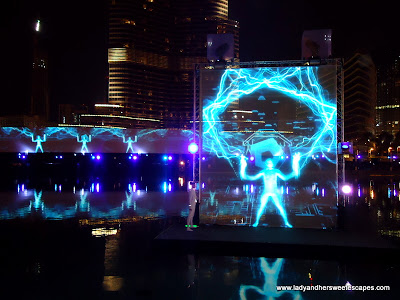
xmin=123 ymin=135 xmax=137 ymax=153
xmin=187 ymin=182 xmax=197 ymax=231
xmin=32 ymin=134 xmax=46 ymax=153
xmin=240 ymin=153 xmax=300 ymax=227
xmin=77 ymin=134 xmax=91 ymax=154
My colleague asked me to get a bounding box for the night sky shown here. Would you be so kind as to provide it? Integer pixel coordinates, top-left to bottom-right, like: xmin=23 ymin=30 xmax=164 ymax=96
xmin=2 ymin=0 xmax=399 ymax=120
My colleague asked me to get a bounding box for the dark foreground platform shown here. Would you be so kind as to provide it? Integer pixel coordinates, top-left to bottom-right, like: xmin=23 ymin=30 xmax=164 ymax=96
xmin=154 ymin=224 xmax=400 ymax=260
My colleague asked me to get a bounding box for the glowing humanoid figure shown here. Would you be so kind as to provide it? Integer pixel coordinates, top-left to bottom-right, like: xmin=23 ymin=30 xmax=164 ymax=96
xmin=123 ymin=135 xmax=137 ymax=153
xmin=240 ymin=153 xmax=300 ymax=227
xmin=239 ymin=258 xmax=302 ymax=300
xmin=77 ymin=134 xmax=91 ymax=154
xmin=32 ymin=134 xmax=46 ymax=153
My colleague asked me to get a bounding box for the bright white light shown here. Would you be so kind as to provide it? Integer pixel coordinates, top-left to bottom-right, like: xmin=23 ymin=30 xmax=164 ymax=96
xmin=35 ymin=20 xmax=40 ymax=32
xmin=342 ymin=185 xmax=352 ymax=194
xmin=188 ymin=142 xmax=198 ymax=154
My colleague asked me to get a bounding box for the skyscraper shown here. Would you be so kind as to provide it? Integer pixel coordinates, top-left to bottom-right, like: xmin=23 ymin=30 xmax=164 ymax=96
xmin=31 ymin=19 xmax=50 ymax=123
xmin=376 ymin=56 xmax=400 ymax=136
xmin=343 ymin=51 xmax=377 ymax=142
xmin=103 ymin=0 xmax=239 ymax=129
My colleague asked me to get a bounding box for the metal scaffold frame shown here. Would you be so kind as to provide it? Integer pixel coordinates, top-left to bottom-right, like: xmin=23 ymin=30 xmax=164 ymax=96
xmin=336 ymin=58 xmax=345 ymax=206
xmin=193 ymin=58 xmax=345 ymax=206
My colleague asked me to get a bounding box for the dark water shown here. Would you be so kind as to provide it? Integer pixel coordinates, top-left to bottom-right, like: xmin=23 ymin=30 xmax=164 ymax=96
xmin=0 ymin=174 xmax=399 ymax=299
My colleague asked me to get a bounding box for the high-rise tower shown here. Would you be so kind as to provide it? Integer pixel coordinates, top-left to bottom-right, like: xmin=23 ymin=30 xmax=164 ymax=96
xmin=376 ymin=56 xmax=400 ymax=136
xmin=105 ymin=0 xmax=239 ymax=128
xmin=343 ymin=51 xmax=377 ymax=142
xmin=31 ymin=19 xmax=50 ymax=123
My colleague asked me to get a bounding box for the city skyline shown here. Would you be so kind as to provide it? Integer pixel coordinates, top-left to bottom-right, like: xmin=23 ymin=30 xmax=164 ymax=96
xmin=2 ymin=0 xmax=400 ymax=120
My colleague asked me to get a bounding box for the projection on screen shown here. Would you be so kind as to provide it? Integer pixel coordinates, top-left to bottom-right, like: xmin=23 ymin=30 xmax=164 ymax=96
xmin=200 ymin=66 xmax=338 ymax=229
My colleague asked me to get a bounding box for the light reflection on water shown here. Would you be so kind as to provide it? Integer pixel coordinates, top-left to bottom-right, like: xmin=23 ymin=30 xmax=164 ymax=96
xmin=1 ymin=180 xmax=400 ymax=236
xmin=0 ymin=183 xmax=189 ymax=220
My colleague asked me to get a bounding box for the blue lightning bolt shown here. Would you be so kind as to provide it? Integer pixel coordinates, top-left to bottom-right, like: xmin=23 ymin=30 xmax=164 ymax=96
xmin=203 ymin=67 xmax=337 ymax=171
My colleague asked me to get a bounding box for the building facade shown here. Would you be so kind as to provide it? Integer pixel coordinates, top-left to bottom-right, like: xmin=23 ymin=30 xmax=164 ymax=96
xmin=343 ymin=52 xmax=377 ymax=142
xmin=376 ymin=56 xmax=400 ymax=136
xmin=103 ymin=0 xmax=239 ymax=129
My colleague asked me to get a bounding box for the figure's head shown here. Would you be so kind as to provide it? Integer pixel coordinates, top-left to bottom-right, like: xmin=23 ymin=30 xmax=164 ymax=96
xmin=265 ymin=158 xmax=274 ymax=169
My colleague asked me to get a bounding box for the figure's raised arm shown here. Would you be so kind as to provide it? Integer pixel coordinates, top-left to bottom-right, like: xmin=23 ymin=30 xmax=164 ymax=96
xmin=277 ymin=152 xmax=301 ymax=181
xmin=31 ymin=134 xmax=35 ymax=142
xmin=240 ymin=155 xmax=262 ymax=181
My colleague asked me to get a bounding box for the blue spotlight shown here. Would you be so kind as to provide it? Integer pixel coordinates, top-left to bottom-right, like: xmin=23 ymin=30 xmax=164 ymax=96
xmin=96 ymin=155 xmax=101 ymax=160
xmin=163 ymin=155 xmax=168 ymax=161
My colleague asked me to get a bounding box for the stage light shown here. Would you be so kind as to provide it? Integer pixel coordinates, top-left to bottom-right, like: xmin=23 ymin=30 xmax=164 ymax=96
xmin=91 ymin=155 xmax=95 ymax=160
xmin=133 ymin=155 xmax=138 ymax=160
xmin=59 ymin=155 xmax=63 ymax=159
xmin=180 ymin=161 xmax=185 ymax=165
xmin=168 ymin=155 xmax=173 ymax=161
xmin=96 ymin=155 xmax=101 ymax=160
xmin=250 ymin=155 xmax=255 ymax=161
xmin=341 ymin=185 xmax=352 ymax=194
xmin=357 ymin=155 xmax=361 ymax=159
xmin=188 ymin=142 xmax=198 ymax=154
xmin=163 ymin=155 xmax=168 ymax=161
xmin=202 ymin=156 xmax=206 ymax=161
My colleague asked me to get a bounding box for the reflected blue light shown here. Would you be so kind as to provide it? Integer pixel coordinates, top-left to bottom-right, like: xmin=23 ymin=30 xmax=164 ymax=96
xmin=96 ymin=183 xmax=100 ymax=193
xmin=54 ymin=184 xmax=58 ymax=192
xmin=322 ymin=188 xmax=325 ymax=197
xmin=239 ymin=258 xmax=302 ymax=300
xmin=168 ymin=183 xmax=172 ymax=192
xmin=163 ymin=182 xmax=167 ymax=193
xmin=358 ymin=186 xmax=361 ymax=197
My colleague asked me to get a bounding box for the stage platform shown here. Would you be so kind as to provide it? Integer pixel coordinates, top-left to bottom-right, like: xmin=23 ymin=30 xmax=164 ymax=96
xmin=154 ymin=224 xmax=400 ymax=260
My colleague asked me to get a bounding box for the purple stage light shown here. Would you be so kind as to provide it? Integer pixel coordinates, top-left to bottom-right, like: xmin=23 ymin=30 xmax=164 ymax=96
xmin=357 ymin=155 xmax=361 ymax=159
xmin=133 ymin=155 xmax=138 ymax=160
xmin=393 ymin=156 xmax=397 ymax=159
xmin=168 ymin=155 xmax=173 ymax=161
xmin=188 ymin=142 xmax=198 ymax=154
xmin=250 ymin=155 xmax=255 ymax=161
xmin=96 ymin=155 xmax=101 ymax=160
xmin=202 ymin=156 xmax=206 ymax=161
